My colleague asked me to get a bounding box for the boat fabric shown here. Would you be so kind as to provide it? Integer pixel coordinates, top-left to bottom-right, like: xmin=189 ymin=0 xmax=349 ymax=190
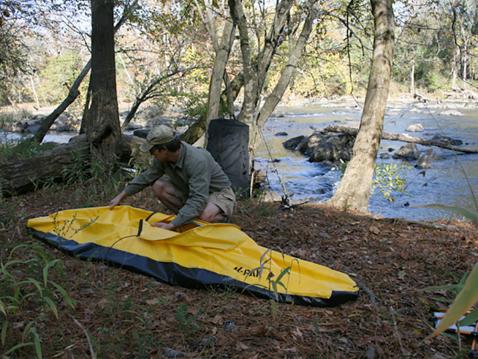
xmin=27 ymin=205 xmax=359 ymax=306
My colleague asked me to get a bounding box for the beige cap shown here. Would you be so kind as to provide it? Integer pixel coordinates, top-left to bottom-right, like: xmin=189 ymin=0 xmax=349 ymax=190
xmin=140 ymin=125 xmax=176 ymax=152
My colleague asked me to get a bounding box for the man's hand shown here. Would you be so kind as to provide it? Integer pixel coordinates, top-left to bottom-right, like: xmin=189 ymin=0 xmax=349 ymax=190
xmin=152 ymin=222 xmax=175 ymax=230
xmin=109 ymin=191 xmax=127 ymax=208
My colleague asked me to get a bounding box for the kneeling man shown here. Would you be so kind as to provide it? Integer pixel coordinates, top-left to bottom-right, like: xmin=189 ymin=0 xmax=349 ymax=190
xmin=110 ymin=125 xmax=236 ymax=230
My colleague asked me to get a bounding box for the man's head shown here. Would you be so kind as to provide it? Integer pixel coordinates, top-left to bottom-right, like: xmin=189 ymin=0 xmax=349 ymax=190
xmin=140 ymin=125 xmax=181 ymax=161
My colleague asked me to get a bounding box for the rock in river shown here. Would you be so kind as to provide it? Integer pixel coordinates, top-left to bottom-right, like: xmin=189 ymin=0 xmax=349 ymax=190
xmin=393 ymin=143 xmax=420 ymax=160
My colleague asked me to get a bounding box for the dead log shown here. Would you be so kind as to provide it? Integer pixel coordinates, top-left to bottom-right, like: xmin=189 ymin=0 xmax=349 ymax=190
xmin=1 ymin=136 xmax=90 ymax=195
xmin=323 ymin=125 xmax=478 ymax=154
xmin=0 ymin=135 xmax=133 ymax=196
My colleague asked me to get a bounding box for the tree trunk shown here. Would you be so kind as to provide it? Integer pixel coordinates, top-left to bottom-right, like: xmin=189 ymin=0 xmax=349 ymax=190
xmin=255 ymin=1 xmax=319 ymax=132
xmin=228 ymin=0 xmax=258 ymax=129
xmin=32 ymin=2 xmax=133 ymax=143
xmin=462 ymin=38 xmax=468 ymax=83
xmin=82 ymin=0 xmax=122 ymax=163
xmin=79 ymin=75 xmax=92 ymax=134
xmin=228 ymin=0 xmax=293 ymax=144
xmin=410 ymin=62 xmax=415 ymax=95
xmin=256 ymin=0 xmax=294 ymax=92
xmin=452 ymin=47 xmax=459 ymax=90
xmin=328 ymin=0 xmax=394 ymax=212
xmin=29 ymin=75 xmax=40 ymax=108
xmin=221 ymin=72 xmax=244 ymax=112
xmin=206 ymin=20 xmax=235 ymax=123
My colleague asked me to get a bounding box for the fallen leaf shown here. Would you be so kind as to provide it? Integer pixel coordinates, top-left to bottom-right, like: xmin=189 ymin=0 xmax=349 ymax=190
xmin=236 ymin=342 xmax=249 ymax=350
xmin=211 ymin=314 xmax=223 ymax=325
xmin=291 ymin=327 xmax=303 ymax=340
xmin=369 ymin=225 xmax=380 ymax=235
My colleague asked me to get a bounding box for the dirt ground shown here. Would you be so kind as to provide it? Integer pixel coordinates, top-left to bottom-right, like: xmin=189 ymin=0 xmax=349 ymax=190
xmin=1 ymin=185 xmax=477 ymax=358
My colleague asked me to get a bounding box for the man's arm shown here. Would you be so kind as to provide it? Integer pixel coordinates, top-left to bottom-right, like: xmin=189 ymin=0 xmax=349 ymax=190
xmin=109 ymin=190 xmax=128 ymax=208
xmin=110 ymin=161 xmax=164 ymax=207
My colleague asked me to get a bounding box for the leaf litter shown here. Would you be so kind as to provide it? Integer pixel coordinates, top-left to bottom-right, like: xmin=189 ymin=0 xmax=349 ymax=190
xmin=0 ymin=187 xmax=477 ymax=358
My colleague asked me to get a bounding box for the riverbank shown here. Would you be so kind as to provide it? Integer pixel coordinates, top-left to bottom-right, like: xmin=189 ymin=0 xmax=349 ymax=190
xmin=2 ymin=95 xmax=478 ymax=222
xmin=1 ymin=178 xmax=477 ymax=358
xmin=2 ymin=91 xmax=478 ymax=134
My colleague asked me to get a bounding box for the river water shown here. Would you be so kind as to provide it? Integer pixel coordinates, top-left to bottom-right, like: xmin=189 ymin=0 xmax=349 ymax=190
xmin=2 ymin=99 xmax=477 ymax=222
xmin=255 ymin=99 xmax=478 ymax=222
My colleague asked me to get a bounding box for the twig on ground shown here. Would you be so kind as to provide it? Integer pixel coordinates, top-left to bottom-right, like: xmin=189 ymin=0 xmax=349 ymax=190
xmin=355 ymin=277 xmax=379 ymax=307
xmin=390 ymin=306 xmax=406 ymax=357
xmin=70 ymin=315 xmax=97 ymax=359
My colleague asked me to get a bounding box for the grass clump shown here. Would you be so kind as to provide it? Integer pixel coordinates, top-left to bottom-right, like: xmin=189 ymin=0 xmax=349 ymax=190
xmin=175 ymin=303 xmax=202 ymax=337
xmin=0 ymin=243 xmax=75 ymax=358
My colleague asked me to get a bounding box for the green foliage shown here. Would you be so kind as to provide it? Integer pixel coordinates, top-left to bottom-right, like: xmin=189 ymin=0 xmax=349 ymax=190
xmin=0 ymin=243 xmax=75 ymax=358
xmin=0 ymin=196 xmax=22 ymax=229
xmin=295 ymin=51 xmax=351 ymax=98
xmin=183 ymin=93 xmax=208 ymax=120
xmin=175 ymin=303 xmax=201 ymax=336
xmin=423 ymin=206 xmax=478 ymax=338
xmin=432 ymin=262 xmax=478 ymax=337
xmin=0 ymin=17 xmax=29 ymax=106
xmin=419 ymin=69 xmax=450 ymax=93
xmin=37 ymin=51 xmax=82 ymax=105
xmin=373 ymin=163 xmax=409 ymax=202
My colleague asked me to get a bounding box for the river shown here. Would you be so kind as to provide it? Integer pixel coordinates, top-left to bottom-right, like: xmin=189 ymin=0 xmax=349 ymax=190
xmin=255 ymin=98 xmax=478 ymax=222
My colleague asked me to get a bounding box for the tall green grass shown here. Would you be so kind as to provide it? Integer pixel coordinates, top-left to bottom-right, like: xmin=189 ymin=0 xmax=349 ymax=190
xmin=0 ymin=243 xmax=75 ymax=358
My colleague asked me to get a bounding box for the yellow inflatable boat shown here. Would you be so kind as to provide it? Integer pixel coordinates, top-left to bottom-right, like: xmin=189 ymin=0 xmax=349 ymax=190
xmin=27 ymin=205 xmax=358 ymax=306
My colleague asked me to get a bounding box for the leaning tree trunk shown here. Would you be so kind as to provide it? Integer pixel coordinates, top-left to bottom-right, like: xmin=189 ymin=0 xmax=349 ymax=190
xmin=82 ymin=0 xmax=122 ymax=163
xmin=32 ymin=1 xmax=133 ymax=143
xmin=121 ymin=67 xmax=193 ymax=130
xmin=33 ymin=60 xmax=92 ymax=142
xmin=328 ymin=0 xmax=394 ymax=212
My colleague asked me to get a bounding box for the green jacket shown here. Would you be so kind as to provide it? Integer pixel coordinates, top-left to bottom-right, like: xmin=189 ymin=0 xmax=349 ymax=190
xmin=124 ymin=142 xmax=231 ymax=226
